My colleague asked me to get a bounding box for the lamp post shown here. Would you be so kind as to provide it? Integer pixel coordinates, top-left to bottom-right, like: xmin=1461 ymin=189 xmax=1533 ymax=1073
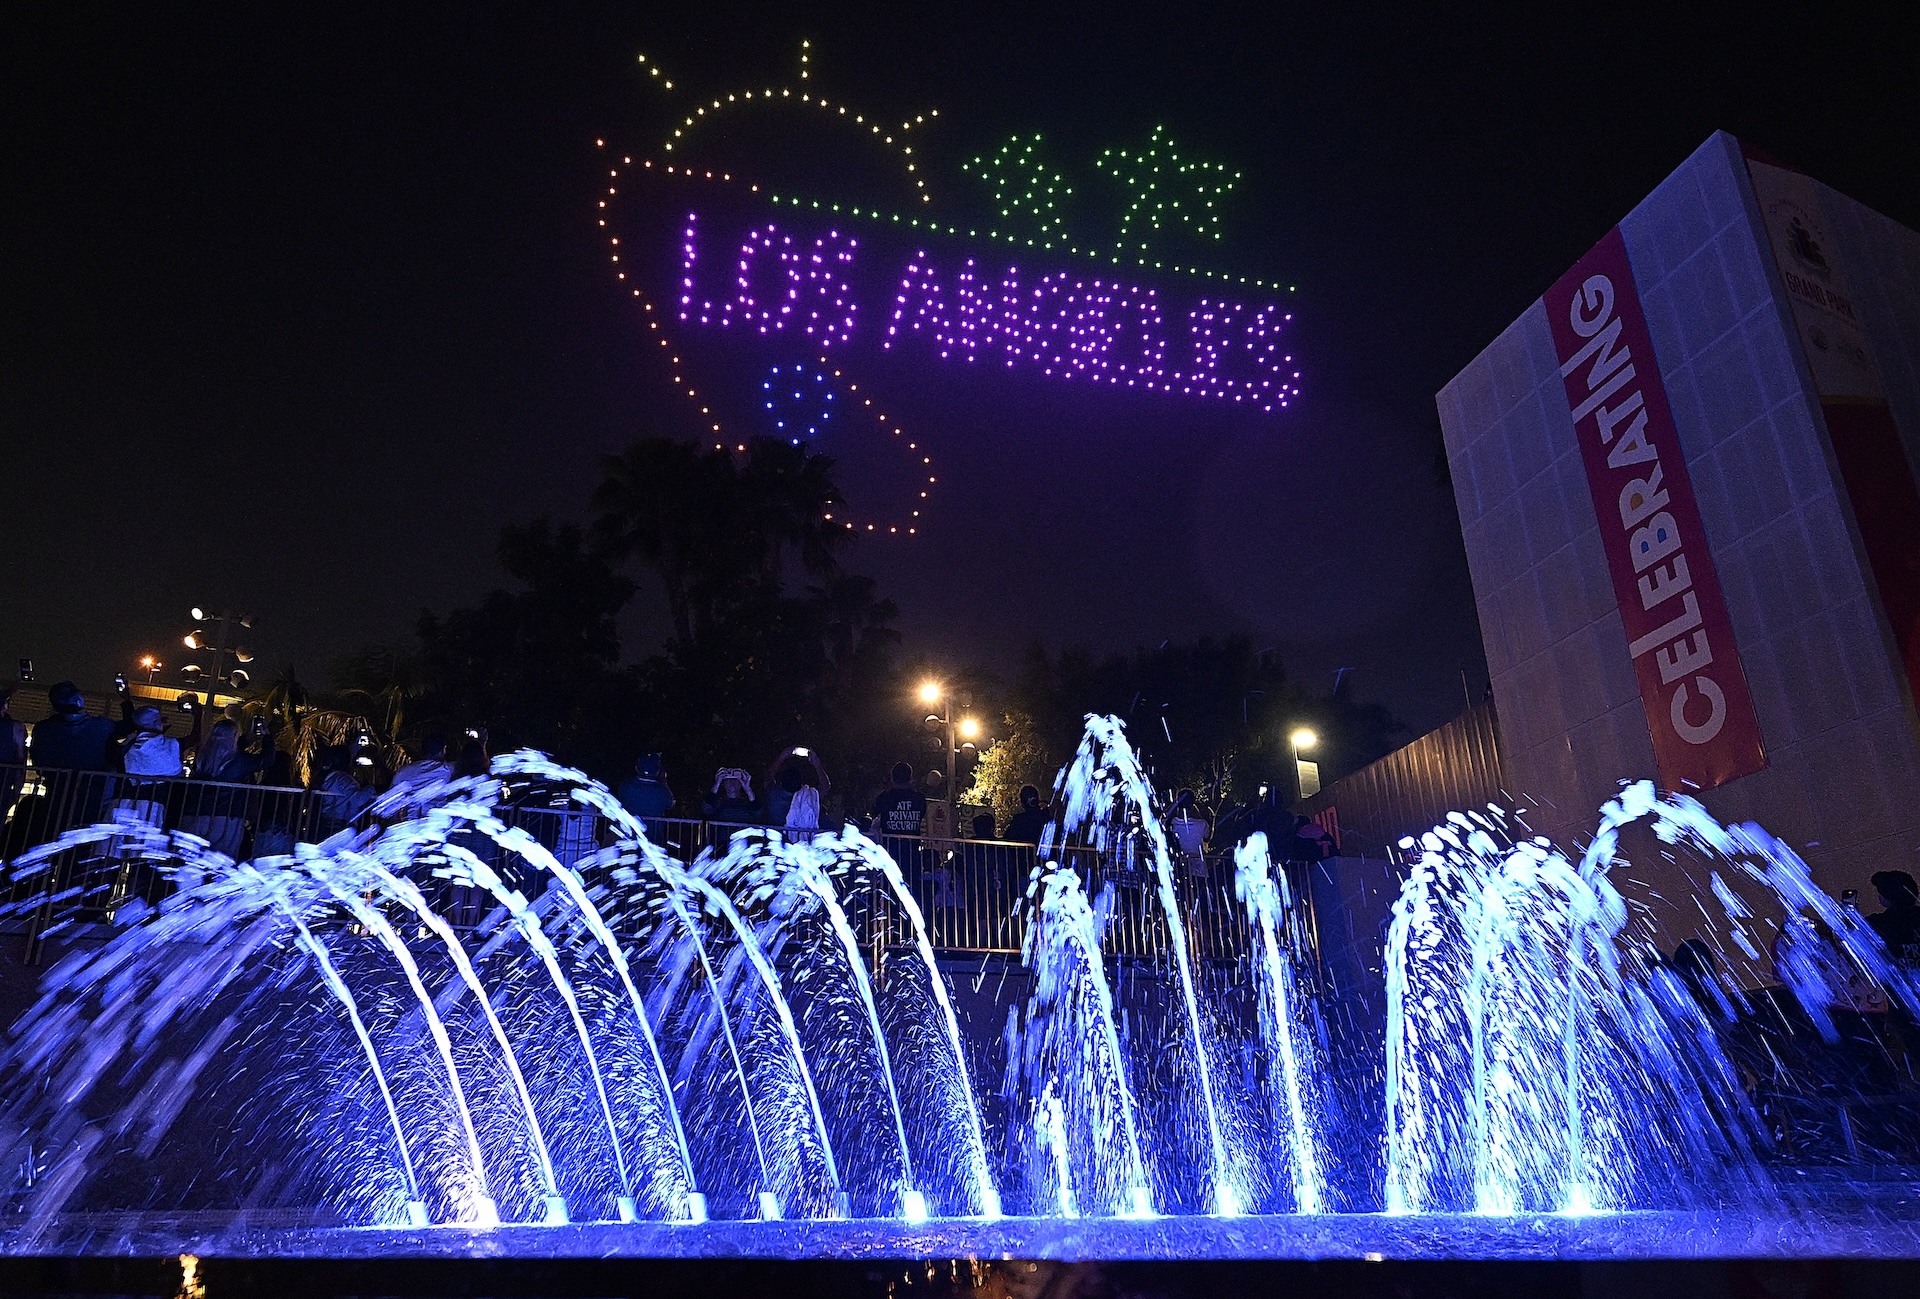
xmin=917 ymin=679 xmax=984 ymax=839
xmin=181 ymin=609 xmax=256 ymax=711
xmin=1289 ymin=726 xmax=1321 ymax=802
xmin=918 ymin=680 xmax=953 ymax=838
xmin=137 ymin=655 xmax=162 ymax=685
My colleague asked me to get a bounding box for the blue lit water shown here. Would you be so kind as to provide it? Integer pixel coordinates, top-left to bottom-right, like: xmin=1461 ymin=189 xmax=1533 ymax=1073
xmin=2 ymin=721 xmax=1918 ymax=1259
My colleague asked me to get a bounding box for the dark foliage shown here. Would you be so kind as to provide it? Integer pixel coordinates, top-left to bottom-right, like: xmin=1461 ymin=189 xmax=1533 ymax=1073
xmin=1008 ymin=636 xmax=1402 ymax=809
xmin=414 ymin=519 xmax=641 ymax=771
xmin=377 ymin=436 xmax=1403 ymax=817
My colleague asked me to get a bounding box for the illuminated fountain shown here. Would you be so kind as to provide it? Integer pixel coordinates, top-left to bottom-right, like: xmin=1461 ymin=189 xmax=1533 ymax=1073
xmin=1 ymin=720 xmax=1918 ymax=1261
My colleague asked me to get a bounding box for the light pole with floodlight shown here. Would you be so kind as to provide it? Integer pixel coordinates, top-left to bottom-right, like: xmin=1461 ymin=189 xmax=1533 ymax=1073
xmin=917 ymin=679 xmax=986 ymax=838
xmin=1289 ymin=726 xmax=1321 ymax=802
xmin=181 ymin=609 xmax=257 ymax=712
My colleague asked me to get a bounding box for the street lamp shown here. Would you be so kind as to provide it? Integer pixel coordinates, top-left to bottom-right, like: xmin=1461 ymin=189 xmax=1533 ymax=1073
xmin=1289 ymin=726 xmax=1321 ymax=800
xmin=181 ymin=609 xmax=256 ymax=709
xmin=138 ymin=654 xmax=162 ymax=684
xmin=915 ymin=679 xmax=985 ymax=837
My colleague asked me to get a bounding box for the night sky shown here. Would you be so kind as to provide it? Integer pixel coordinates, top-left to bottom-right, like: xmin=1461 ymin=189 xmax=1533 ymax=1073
xmin=8 ymin=5 xmax=1916 ymax=738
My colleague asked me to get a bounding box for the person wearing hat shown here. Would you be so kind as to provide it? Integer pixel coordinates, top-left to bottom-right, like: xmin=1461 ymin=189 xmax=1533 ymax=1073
xmin=616 ymin=752 xmax=674 ymax=833
xmin=112 ymin=703 xmax=199 ymax=833
xmin=30 ymin=682 xmax=118 ymax=773
xmin=119 ymin=706 xmax=196 ymax=779
xmin=1868 ymin=871 xmax=1920 ymax=970
xmin=18 ymin=682 xmax=123 ymax=846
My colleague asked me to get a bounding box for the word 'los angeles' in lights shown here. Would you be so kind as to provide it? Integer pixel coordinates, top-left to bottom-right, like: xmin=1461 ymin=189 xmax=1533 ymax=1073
xmin=602 ymin=41 xmax=1301 ymax=534
xmin=682 ymin=215 xmax=1295 ymax=407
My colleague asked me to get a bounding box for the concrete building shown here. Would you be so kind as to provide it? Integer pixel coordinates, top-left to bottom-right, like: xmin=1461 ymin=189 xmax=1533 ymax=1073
xmin=1438 ymin=131 xmax=1920 ymax=929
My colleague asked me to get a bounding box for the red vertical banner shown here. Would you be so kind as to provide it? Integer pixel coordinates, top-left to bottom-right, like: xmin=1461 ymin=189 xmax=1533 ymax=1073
xmin=1545 ymin=228 xmax=1767 ymax=792
xmin=1821 ymin=401 xmax=1920 ymax=698
xmin=1746 ymin=155 xmax=1920 ymax=709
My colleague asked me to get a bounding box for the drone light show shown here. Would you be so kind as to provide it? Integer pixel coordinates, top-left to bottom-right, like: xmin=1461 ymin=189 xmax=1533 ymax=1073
xmin=599 ymin=42 xmax=1301 ymax=536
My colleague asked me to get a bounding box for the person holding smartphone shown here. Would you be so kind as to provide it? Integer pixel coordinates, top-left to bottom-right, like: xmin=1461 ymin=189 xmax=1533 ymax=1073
xmin=177 ymin=714 xmax=276 ymax=863
xmin=0 ymin=684 xmax=27 ymax=830
xmin=765 ymin=745 xmax=830 ymax=828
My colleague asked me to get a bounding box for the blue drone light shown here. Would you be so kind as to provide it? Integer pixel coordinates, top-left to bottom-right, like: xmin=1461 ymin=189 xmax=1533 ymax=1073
xmin=762 ymin=363 xmax=837 ymax=444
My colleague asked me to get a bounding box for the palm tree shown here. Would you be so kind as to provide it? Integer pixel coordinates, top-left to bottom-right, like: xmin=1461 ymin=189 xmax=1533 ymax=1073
xmin=592 ymin=436 xmax=851 ymax=652
xmin=739 ymin=437 xmax=848 ymax=581
xmin=590 ymin=439 xmax=727 ymax=650
xmin=814 ymin=573 xmax=900 ymax=693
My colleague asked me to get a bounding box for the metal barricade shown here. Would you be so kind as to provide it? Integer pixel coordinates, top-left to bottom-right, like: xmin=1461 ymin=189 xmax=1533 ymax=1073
xmin=4 ymin=768 xmax=1294 ymax=973
xmin=2 ymin=763 xmax=323 ymax=960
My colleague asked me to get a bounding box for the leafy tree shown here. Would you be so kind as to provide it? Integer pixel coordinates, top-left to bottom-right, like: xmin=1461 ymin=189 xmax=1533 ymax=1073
xmin=961 ymin=709 xmax=1058 ymax=831
xmin=381 ymin=434 xmax=912 ymax=804
xmin=370 ymin=435 xmax=1404 ymax=825
xmin=412 ymin=519 xmax=641 ymax=772
xmin=584 ymin=435 xmax=918 ymax=808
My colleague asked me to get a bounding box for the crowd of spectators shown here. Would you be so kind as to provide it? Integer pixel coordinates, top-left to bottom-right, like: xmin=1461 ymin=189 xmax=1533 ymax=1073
xmin=1 ymin=681 xmax=285 ymax=856
xmin=608 ymin=745 xmax=1072 ymax=849
xmin=1654 ymin=870 xmax=1920 ymax=1160
xmin=11 ymin=687 xmax=1915 ymax=992
xmin=0 ymin=682 xmax=510 ymax=860
xmin=4 ymin=681 xmax=1338 ymax=880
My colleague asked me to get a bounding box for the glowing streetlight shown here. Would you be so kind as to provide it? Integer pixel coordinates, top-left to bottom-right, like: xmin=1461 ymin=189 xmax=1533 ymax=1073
xmin=1289 ymin=726 xmax=1321 ymax=800
xmin=138 ymin=654 xmax=162 ymax=684
xmin=911 ymin=677 xmax=983 ymax=837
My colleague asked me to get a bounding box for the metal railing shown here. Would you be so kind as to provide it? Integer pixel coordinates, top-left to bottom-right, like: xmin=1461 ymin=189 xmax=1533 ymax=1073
xmin=2 ymin=764 xmax=328 ymax=960
xmin=3 ymin=766 xmax=1299 ymax=971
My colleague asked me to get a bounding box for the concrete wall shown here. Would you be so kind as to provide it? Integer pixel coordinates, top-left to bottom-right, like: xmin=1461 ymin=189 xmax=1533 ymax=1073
xmin=1438 ymin=132 xmax=1920 ymax=930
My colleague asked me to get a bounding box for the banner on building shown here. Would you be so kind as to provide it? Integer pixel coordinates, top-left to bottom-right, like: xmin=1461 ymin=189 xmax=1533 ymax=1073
xmin=1746 ymin=155 xmax=1920 ymax=705
xmin=1546 ymin=228 xmax=1767 ymax=792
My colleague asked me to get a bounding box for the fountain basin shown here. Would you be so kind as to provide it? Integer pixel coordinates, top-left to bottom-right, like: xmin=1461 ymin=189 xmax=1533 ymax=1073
xmin=8 ymin=1197 xmax=1920 ymax=1262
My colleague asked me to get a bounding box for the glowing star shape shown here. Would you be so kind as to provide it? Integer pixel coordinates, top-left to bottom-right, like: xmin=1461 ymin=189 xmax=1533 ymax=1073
xmin=762 ymin=362 xmax=837 ymax=443
xmin=1095 ymin=125 xmax=1240 ymax=255
xmin=963 ymin=133 xmax=1073 ymax=241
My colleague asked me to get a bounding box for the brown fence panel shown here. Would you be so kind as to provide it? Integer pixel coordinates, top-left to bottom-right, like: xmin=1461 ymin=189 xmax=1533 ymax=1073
xmin=1300 ymin=695 xmax=1509 ymax=862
